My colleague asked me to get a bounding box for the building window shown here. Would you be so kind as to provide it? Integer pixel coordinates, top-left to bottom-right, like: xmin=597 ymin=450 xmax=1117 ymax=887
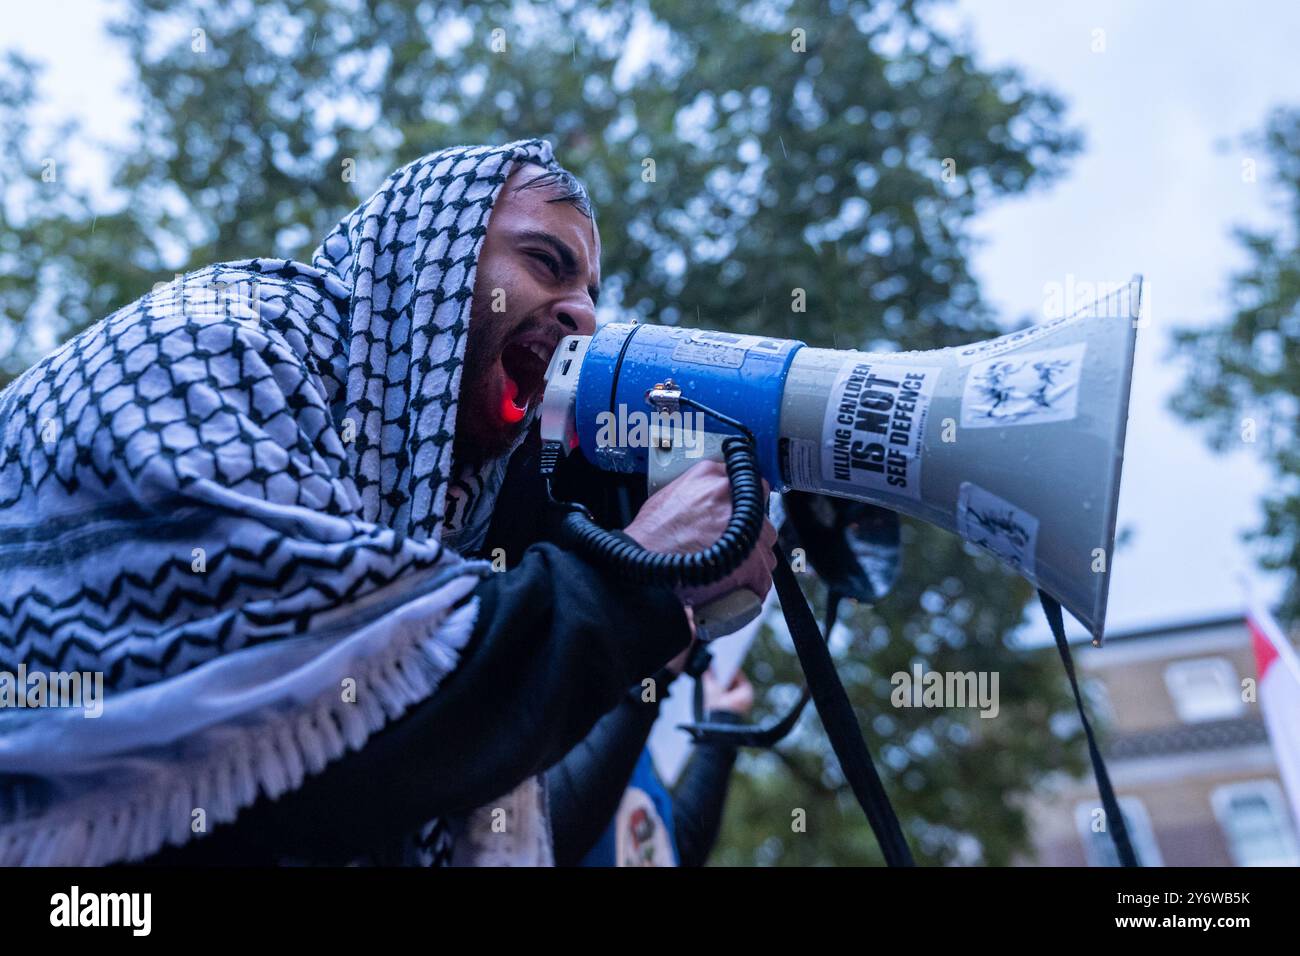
xmin=1211 ymin=781 xmax=1300 ymax=866
xmin=1164 ymin=657 xmax=1245 ymax=723
xmin=1075 ymin=797 xmax=1164 ymax=867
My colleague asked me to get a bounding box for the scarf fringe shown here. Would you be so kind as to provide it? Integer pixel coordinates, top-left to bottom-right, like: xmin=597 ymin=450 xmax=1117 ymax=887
xmin=0 ymin=592 xmax=479 ymax=867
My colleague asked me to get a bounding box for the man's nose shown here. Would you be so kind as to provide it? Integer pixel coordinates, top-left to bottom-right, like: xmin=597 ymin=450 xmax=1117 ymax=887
xmin=550 ymin=297 xmax=596 ymax=337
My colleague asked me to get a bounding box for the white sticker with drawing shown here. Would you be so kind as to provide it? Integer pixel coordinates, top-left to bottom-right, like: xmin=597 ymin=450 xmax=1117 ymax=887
xmin=960 ymin=343 xmax=1086 ymax=429
xmin=956 ymin=482 xmax=1039 ymax=581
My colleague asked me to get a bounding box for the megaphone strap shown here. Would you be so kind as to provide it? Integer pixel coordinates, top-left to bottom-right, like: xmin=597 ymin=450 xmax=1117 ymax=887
xmin=1039 ymin=591 xmax=1140 ymax=868
xmin=772 ymin=550 xmax=916 ymax=867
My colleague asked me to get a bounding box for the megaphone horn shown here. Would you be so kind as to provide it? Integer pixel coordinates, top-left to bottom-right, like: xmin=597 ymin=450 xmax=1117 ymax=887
xmin=539 ymin=275 xmax=1142 ymax=644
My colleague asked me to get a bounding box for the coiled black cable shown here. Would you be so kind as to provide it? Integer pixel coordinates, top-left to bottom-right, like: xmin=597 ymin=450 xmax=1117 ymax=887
xmin=553 ymin=427 xmax=765 ymax=588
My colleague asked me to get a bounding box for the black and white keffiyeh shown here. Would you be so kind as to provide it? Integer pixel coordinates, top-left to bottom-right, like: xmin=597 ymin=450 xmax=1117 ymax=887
xmin=0 ymin=139 xmax=563 ymax=865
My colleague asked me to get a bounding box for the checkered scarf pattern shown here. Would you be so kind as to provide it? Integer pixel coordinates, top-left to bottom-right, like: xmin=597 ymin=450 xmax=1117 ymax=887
xmin=0 ymin=139 xmax=560 ymax=865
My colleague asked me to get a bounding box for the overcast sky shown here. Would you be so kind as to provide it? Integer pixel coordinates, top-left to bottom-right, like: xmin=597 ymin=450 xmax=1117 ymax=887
xmin=943 ymin=0 xmax=1297 ymax=640
xmin=7 ymin=0 xmax=1296 ymax=642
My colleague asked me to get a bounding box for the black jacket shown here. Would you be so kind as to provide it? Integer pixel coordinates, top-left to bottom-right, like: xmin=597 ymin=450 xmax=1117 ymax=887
xmin=546 ymin=677 xmax=743 ymax=867
xmin=140 ymin=429 xmax=692 ymax=865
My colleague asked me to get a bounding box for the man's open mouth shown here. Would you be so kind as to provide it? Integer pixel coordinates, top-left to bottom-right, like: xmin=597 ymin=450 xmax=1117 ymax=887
xmin=498 ymin=335 xmax=555 ymax=423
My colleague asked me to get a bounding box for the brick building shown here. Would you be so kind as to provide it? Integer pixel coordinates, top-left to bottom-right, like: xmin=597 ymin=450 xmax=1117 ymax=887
xmin=1026 ymin=612 xmax=1300 ymax=866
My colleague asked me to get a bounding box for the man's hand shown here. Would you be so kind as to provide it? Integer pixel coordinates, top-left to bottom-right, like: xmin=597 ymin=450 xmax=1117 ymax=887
xmin=702 ymin=668 xmax=755 ymax=718
xmin=623 ymin=459 xmax=778 ymax=610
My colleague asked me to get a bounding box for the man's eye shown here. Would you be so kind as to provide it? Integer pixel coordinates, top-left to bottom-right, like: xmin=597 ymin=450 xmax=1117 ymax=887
xmin=528 ymin=251 xmax=560 ymax=277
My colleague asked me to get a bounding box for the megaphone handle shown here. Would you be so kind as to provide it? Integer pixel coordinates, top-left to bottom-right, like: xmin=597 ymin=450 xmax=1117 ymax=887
xmin=643 ymin=427 xmax=764 ymax=640
xmin=691 ymin=588 xmax=763 ymax=642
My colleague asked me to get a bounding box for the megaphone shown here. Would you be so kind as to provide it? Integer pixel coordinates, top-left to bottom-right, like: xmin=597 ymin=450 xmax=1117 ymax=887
xmin=540 ymin=276 xmax=1141 ymax=644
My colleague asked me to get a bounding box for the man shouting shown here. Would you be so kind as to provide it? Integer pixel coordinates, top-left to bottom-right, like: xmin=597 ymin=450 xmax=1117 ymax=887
xmin=0 ymin=138 xmax=776 ymax=866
